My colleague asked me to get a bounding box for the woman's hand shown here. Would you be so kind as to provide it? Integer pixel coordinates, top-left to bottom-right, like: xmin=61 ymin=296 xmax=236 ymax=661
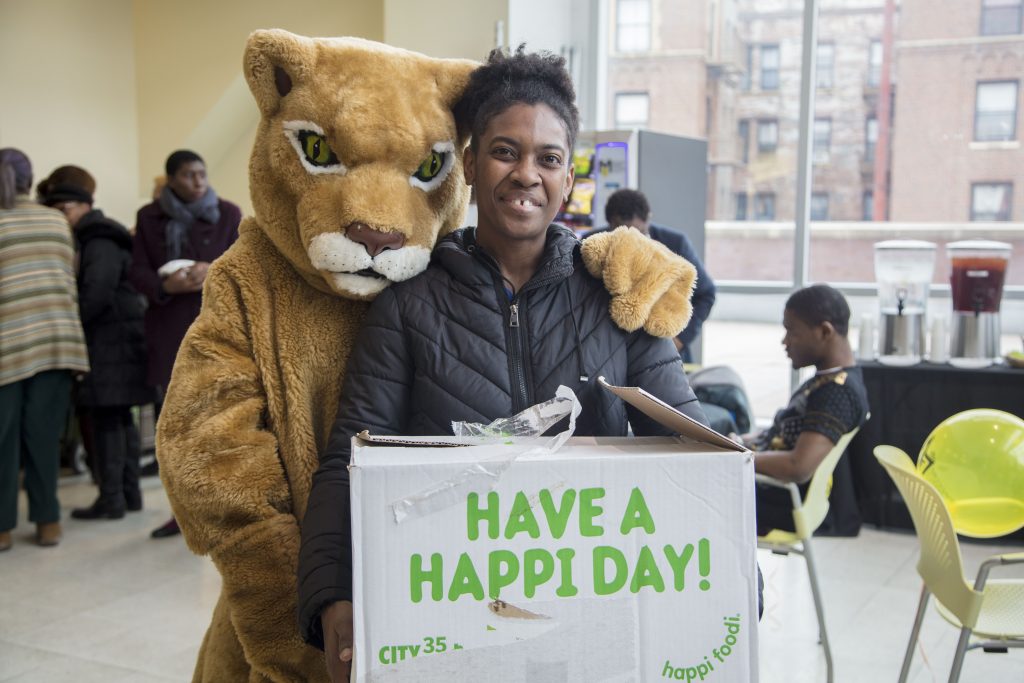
xmin=322 ymin=601 xmax=354 ymax=683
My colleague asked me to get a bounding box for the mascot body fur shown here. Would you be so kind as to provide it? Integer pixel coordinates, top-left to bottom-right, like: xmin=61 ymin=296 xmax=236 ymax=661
xmin=158 ymin=30 xmax=696 ymax=683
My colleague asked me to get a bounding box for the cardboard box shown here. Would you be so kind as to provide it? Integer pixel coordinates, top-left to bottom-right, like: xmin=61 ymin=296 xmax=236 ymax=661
xmin=351 ymin=380 xmax=758 ymax=682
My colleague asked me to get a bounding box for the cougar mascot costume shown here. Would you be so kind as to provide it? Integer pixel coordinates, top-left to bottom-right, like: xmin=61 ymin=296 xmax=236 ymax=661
xmin=158 ymin=29 xmax=697 ymax=682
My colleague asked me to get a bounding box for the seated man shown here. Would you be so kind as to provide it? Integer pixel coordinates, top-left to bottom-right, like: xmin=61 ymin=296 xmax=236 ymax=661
xmin=587 ymin=188 xmax=716 ymax=363
xmin=741 ymin=284 xmax=869 ymax=535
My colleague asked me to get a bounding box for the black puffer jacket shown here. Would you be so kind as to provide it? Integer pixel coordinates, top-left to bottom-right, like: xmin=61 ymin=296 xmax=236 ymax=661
xmin=75 ymin=210 xmax=152 ymax=408
xmin=297 ymin=225 xmax=707 ymax=647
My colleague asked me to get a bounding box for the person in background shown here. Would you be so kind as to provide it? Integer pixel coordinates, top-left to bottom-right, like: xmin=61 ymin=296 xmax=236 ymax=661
xmin=587 ymin=188 xmax=716 ymax=363
xmin=738 ymin=284 xmax=869 ymax=535
xmin=38 ymin=166 xmax=153 ymax=520
xmin=297 ymin=46 xmax=710 ymax=682
xmin=0 ymin=149 xmax=90 ymax=550
xmin=129 ymin=150 xmax=241 ymax=538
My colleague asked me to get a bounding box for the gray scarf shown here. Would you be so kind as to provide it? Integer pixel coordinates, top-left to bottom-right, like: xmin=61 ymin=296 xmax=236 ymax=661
xmin=159 ymin=185 xmax=221 ymax=261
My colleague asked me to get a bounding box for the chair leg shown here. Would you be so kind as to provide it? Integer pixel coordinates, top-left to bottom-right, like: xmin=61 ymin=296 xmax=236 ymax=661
xmin=802 ymin=539 xmax=833 ymax=683
xmin=947 ymin=627 xmax=972 ymax=683
xmin=899 ymin=584 xmax=930 ymax=683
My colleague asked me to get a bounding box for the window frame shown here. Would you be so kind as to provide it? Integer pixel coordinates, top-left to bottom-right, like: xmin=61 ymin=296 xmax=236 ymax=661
xmin=974 ymin=80 xmax=1019 ymax=142
xmin=757 ymin=118 xmax=779 ymax=154
xmin=614 ymin=91 xmax=650 ymax=129
xmin=738 ymin=119 xmax=750 ymax=163
xmin=970 ymin=181 xmax=1014 ymax=221
xmin=816 ymin=42 xmax=835 ymax=89
xmin=867 ymin=39 xmax=882 ymax=88
xmin=735 ymin=192 xmax=748 ymax=220
xmin=813 ymin=117 xmax=832 ymax=162
xmin=760 ymin=44 xmax=780 ymax=91
xmin=980 ymin=0 xmax=1023 ymax=36
xmin=616 ymin=0 xmax=652 ymax=53
xmin=754 ymin=192 xmax=776 ymax=221
xmin=865 ymin=115 xmax=879 ymax=162
xmin=810 ymin=192 xmax=830 ymax=220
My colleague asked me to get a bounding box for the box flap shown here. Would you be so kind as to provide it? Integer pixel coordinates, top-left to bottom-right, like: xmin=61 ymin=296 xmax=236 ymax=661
xmin=598 ymin=376 xmax=746 ymax=452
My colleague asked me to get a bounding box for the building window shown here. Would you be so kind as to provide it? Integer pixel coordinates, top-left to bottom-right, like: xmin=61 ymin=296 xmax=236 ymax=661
xmin=741 ymin=45 xmax=753 ymax=91
xmin=816 ymin=43 xmax=835 ymax=89
xmin=617 ymin=0 xmax=651 ymax=52
xmin=981 ymin=0 xmax=1023 ymax=36
xmin=862 ymin=191 xmax=874 ymax=221
xmin=975 ymin=81 xmax=1018 ymax=141
xmin=757 ymin=119 xmax=778 ymax=153
xmin=865 ymin=116 xmax=878 ymax=162
xmin=810 ymin=193 xmax=830 ymax=220
xmin=735 ymin=193 xmax=748 ymax=220
xmin=614 ymin=92 xmax=649 ymax=128
xmin=754 ymin=192 xmax=776 ymax=220
xmin=760 ymin=44 xmax=780 ymax=90
xmin=738 ymin=119 xmax=750 ymax=163
xmin=971 ymin=182 xmax=1013 ymax=221
xmin=868 ymin=40 xmax=882 ymax=88
xmin=813 ymin=118 xmax=832 ymax=162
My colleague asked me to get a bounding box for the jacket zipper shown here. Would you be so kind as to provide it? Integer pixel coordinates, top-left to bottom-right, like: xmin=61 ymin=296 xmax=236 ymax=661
xmin=507 ymin=297 xmax=530 ymax=411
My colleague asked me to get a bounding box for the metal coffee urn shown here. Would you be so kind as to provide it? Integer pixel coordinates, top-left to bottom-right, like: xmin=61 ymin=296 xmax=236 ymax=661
xmin=947 ymin=240 xmax=1011 ymax=362
xmin=874 ymin=240 xmax=937 ymax=363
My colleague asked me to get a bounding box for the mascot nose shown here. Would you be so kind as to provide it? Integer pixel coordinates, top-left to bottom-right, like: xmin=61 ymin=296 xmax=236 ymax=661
xmin=345 ymin=223 xmax=406 ymax=257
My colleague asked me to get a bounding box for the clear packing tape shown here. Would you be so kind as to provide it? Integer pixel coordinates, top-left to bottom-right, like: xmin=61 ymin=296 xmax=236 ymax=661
xmin=389 ymin=386 xmax=582 ymax=524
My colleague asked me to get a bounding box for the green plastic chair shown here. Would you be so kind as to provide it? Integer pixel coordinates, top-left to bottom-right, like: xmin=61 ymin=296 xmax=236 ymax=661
xmin=756 ymin=425 xmax=863 ymax=683
xmin=874 ymin=445 xmax=1024 ymax=683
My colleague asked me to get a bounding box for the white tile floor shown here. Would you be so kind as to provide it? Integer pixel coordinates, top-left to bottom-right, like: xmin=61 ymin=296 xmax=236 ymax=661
xmin=2 ymin=320 xmax=1022 ymax=682
xmin=2 ymin=476 xmax=1021 ymax=682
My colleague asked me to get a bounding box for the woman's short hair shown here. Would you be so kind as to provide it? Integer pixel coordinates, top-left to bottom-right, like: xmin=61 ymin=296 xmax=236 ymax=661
xmin=786 ymin=284 xmax=851 ymax=337
xmin=454 ymin=45 xmax=579 ymax=152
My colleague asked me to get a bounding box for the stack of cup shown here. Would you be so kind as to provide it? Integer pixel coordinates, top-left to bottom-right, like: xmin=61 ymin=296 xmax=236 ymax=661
xmin=858 ymin=313 xmax=876 ymax=360
xmin=929 ymin=315 xmax=948 ymax=363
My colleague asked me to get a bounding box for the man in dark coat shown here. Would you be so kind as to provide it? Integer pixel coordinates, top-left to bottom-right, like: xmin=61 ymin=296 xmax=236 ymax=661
xmin=129 ymin=150 xmax=241 ymax=535
xmin=587 ymin=189 xmax=716 ymax=364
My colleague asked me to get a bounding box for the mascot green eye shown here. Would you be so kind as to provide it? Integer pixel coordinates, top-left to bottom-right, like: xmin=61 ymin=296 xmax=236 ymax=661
xmin=298 ymin=131 xmax=339 ymax=167
xmin=413 ymin=151 xmax=446 ymax=181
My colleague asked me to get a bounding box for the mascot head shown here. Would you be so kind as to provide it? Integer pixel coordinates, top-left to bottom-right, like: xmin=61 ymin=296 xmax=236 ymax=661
xmin=244 ymin=29 xmax=477 ymax=299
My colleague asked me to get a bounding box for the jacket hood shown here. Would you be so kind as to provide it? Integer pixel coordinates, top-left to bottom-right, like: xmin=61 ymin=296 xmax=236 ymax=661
xmin=433 ymin=224 xmax=580 ymax=289
xmin=76 ymin=210 xmax=133 ymax=251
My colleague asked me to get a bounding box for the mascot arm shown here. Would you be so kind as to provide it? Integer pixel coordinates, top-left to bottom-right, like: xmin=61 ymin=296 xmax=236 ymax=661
xmin=581 ymin=226 xmax=698 ymax=339
xmin=157 ymin=264 xmax=326 ymax=682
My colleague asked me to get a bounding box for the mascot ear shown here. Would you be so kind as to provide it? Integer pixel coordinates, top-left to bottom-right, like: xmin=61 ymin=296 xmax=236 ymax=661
xmin=433 ymin=58 xmax=480 ymax=138
xmin=244 ymin=29 xmax=315 ymax=116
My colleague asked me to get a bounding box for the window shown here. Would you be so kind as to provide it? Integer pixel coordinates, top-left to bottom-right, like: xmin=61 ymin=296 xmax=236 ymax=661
xmin=862 ymin=191 xmax=874 ymax=221
xmin=813 ymin=118 xmax=831 ymax=162
xmin=868 ymin=40 xmax=882 ymax=88
xmin=975 ymin=81 xmax=1019 ymax=141
xmin=757 ymin=119 xmax=778 ymax=153
xmin=741 ymin=45 xmax=753 ymax=91
xmin=971 ymin=182 xmax=1013 ymax=221
xmin=760 ymin=44 xmax=780 ymax=90
xmin=816 ymin=43 xmax=834 ymax=89
xmin=738 ymin=119 xmax=750 ymax=163
xmin=615 ymin=92 xmax=649 ymax=128
xmin=865 ymin=116 xmax=878 ymax=162
xmin=735 ymin=193 xmax=748 ymax=220
xmin=810 ymin=192 xmax=829 ymax=220
xmin=754 ymin=192 xmax=776 ymax=220
xmin=981 ymin=0 xmax=1023 ymax=36
xmin=617 ymin=0 xmax=651 ymax=52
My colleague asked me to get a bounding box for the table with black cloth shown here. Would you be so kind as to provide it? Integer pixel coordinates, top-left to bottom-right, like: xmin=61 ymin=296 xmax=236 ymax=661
xmin=846 ymin=360 xmax=1024 ymax=540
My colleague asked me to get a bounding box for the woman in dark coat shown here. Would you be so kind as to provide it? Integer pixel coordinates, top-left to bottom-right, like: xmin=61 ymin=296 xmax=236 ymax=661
xmin=38 ymin=166 xmax=153 ymax=519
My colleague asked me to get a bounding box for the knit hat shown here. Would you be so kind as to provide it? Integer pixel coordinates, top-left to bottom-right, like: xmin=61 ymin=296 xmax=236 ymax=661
xmin=37 ymin=165 xmax=96 ymax=206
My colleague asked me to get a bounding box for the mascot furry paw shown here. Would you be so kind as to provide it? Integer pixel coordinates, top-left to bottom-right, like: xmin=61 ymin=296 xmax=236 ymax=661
xmin=157 ymin=29 xmax=698 ymax=683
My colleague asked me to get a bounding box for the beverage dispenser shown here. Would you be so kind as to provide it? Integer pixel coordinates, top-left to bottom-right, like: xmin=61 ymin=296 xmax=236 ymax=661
xmin=874 ymin=240 xmax=937 ymax=361
xmin=947 ymin=240 xmax=1011 ymax=361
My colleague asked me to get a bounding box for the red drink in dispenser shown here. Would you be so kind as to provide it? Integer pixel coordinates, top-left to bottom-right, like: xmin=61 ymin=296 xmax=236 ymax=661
xmin=950 ymin=257 xmax=1007 ymax=313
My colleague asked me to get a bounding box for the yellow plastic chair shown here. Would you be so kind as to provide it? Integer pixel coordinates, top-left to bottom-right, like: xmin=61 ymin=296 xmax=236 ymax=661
xmin=874 ymin=445 xmax=1024 ymax=683
xmin=756 ymin=425 xmax=863 ymax=683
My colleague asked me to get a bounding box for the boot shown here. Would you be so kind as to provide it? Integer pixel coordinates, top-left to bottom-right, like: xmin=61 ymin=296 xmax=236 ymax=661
xmin=0 ymin=530 xmax=11 ymax=551
xmin=36 ymin=521 xmax=62 ymax=547
xmin=71 ymin=497 xmax=125 ymax=520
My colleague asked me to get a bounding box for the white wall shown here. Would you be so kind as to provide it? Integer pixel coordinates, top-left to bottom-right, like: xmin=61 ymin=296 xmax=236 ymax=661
xmin=0 ymin=0 xmax=141 ymax=224
xmin=384 ymin=0 xmax=507 ymax=59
